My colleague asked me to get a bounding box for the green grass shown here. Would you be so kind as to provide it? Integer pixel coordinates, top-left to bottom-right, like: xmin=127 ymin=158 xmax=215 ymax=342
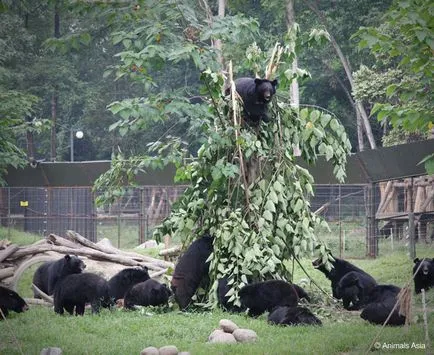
xmin=1 ymin=227 xmax=434 ymax=355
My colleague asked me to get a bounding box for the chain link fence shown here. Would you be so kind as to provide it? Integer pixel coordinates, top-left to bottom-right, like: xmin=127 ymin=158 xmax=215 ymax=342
xmin=0 ymin=183 xmax=432 ymax=256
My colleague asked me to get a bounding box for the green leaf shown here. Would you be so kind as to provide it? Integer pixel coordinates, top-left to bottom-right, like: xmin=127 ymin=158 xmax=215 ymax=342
xmin=263 ymin=210 xmax=273 ymax=222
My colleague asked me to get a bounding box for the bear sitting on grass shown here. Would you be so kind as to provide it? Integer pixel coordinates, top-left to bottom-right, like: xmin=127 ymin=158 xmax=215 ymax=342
xmin=413 ymin=257 xmax=434 ymax=294
xmin=335 ymin=271 xmax=377 ymax=310
xmin=54 ymin=273 xmax=112 ymax=316
xmin=124 ymin=279 xmax=171 ymax=309
xmin=239 ymin=280 xmax=309 ymax=317
xmin=312 ymin=255 xmax=376 ymax=300
xmin=32 ymin=254 xmax=86 ymax=297
xmin=108 ymin=266 xmax=150 ymax=301
xmin=228 ymin=77 xmax=278 ymax=127
xmin=171 ymin=234 xmax=213 ymax=310
xmin=0 ymin=286 xmax=28 ymax=319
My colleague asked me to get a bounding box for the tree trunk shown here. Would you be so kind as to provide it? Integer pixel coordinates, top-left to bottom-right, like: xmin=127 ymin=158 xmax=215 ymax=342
xmin=286 ymin=0 xmax=299 ymax=107
xmin=215 ymin=0 xmax=225 ymax=69
xmin=50 ymin=1 xmax=60 ymax=161
xmin=304 ymin=0 xmax=377 ymax=150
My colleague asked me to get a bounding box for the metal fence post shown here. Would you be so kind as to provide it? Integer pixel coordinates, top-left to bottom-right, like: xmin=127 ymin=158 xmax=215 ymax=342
xmin=408 ymin=212 xmax=416 ymax=259
xmin=366 ymin=183 xmax=377 ymax=258
xmin=139 ymin=187 xmax=145 ymax=245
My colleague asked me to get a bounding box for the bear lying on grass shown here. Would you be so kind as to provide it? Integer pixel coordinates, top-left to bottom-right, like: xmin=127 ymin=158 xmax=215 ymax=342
xmin=0 ymin=286 xmax=28 ymax=319
xmin=171 ymin=234 xmax=213 ymax=310
xmin=217 ymin=277 xmax=246 ymax=313
xmin=239 ymin=280 xmax=309 ymax=317
xmin=54 ymin=273 xmax=112 ymax=315
xmin=124 ymin=279 xmax=171 ymax=309
xmin=268 ymin=306 xmax=322 ymax=326
xmin=360 ymin=284 xmax=405 ymax=326
xmin=33 ymin=254 xmax=86 ymax=297
xmin=108 ymin=266 xmax=150 ymax=301
xmin=413 ymin=257 xmax=434 ymax=294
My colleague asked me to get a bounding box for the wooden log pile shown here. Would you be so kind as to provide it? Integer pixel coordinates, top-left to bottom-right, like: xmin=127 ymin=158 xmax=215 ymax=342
xmin=0 ymin=230 xmax=174 ymax=305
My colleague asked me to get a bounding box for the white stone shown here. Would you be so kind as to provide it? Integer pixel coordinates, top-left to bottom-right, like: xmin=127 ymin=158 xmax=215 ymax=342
xmin=208 ymin=330 xmax=237 ymax=344
xmin=140 ymin=346 xmax=159 ymax=355
xmin=219 ymin=319 xmax=239 ymax=333
xmin=158 ymin=345 xmax=179 ymax=355
xmin=232 ymin=328 xmax=258 ymax=343
xmin=40 ymin=348 xmax=62 ymax=355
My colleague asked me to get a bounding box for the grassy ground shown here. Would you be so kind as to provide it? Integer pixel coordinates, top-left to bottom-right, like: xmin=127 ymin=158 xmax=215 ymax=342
xmin=1 ymin=228 xmax=433 ymax=355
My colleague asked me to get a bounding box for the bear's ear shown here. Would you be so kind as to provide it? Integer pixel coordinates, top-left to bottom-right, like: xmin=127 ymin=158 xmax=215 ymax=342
xmin=414 ymin=258 xmax=420 ymax=263
xmin=271 ymin=79 xmax=278 ymax=87
xmin=64 ymin=255 xmax=71 ymax=261
xmin=254 ymin=78 xmax=264 ymax=85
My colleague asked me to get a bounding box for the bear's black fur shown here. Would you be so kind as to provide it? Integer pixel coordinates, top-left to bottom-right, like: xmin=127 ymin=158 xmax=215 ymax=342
xmin=171 ymin=234 xmax=213 ymax=310
xmin=239 ymin=280 xmax=309 ymax=317
xmin=217 ymin=277 xmax=246 ymax=313
xmin=413 ymin=257 xmax=434 ymax=294
xmin=108 ymin=266 xmax=150 ymax=301
xmin=0 ymin=286 xmax=28 ymax=319
xmin=268 ymin=306 xmax=322 ymax=326
xmin=53 ymin=273 xmax=112 ymax=315
xmin=124 ymin=279 xmax=171 ymax=309
xmin=32 ymin=255 xmax=86 ymax=297
xmin=230 ymin=77 xmax=278 ymax=126
xmin=312 ymin=255 xmax=375 ymax=299
xmin=335 ymin=271 xmax=377 ymax=310
xmin=360 ymin=284 xmax=405 ymax=326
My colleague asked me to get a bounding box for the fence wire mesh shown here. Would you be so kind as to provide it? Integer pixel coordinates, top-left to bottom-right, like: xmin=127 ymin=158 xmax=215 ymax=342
xmin=0 ymin=183 xmax=432 ymax=257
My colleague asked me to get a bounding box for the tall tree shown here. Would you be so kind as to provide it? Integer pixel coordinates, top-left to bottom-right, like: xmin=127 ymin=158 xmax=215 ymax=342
xmin=354 ymin=0 xmax=434 ymax=171
xmin=303 ymin=0 xmax=377 ymax=150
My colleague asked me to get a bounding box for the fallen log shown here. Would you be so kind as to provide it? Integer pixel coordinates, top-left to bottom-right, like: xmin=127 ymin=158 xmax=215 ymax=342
xmin=24 ymin=298 xmax=52 ymax=307
xmin=0 ymin=267 xmax=14 ymax=281
xmin=0 ymin=244 xmax=19 ymax=264
xmin=31 ymin=283 xmax=53 ymax=304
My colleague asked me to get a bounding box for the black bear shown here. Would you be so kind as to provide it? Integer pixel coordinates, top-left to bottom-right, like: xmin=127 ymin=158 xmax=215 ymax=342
xmin=335 ymin=271 xmax=377 ymax=310
xmin=360 ymin=284 xmax=405 ymax=326
xmin=312 ymin=255 xmax=376 ymax=299
xmin=108 ymin=266 xmax=150 ymax=301
xmin=171 ymin=234 xmax=213 ymax=310
xmin=32 ymin=254 xmax=86 ymax=297
xmin=0 ymin=286 xmax=29 ymax=319
xmin=268 ymin=306 xmax=322 ymax=326
xmin=124 ymin=279 xmax=171 ymax=309
xmin=239 ymin=280 xmax=309 ymax=317
xmin=413 ymin=257 xmax=434 ymax=294
xmin=53 ymin=273 xmax=112 ymax=316
xmin=217 ymin=277 xmax=246 ymax=313
xmin=229 ymin=77 xmax=278 ymax=126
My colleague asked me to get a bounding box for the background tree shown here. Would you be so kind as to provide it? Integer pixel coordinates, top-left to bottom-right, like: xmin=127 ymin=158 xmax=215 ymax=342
xmin=353 ymin=0 xmax=433 ymax=173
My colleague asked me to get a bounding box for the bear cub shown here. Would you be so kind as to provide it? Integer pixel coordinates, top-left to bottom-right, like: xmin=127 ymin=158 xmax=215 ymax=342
xmin=108 ymin=266 xmax=150 ymax=301
xmin=268 ymin=306 xmax=322 ymax=326
xmin=124 ymin=279 xmax=171 ymax=309
xmin=54 ymin=273 xmax=112 ymax=316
